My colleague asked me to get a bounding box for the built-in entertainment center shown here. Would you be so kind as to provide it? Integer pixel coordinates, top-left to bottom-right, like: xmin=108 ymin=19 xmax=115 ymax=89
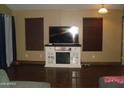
xmin=45 ymin=26 xmax=81 ymax=68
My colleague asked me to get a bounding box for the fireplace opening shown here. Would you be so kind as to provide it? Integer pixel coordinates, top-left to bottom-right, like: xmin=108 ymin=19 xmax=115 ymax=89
xmin=56 ymin=52 xmax=70 ymax=64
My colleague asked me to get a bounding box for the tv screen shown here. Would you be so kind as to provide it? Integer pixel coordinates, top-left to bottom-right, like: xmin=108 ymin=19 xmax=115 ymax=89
xmin=49 ymin=26 xmax=79 ymax=44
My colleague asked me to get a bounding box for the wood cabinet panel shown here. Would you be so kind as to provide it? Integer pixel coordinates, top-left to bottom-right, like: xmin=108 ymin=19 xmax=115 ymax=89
xmin=83 ymin=18 xmax=103 ymax=51
xmin=25 ymin=18 xmax=44 ymax=50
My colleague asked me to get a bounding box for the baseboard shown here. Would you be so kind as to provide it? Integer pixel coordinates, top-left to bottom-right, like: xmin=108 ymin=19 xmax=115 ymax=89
xmin=16 ymin=60 xmax=45 ymax=65
xmin=81 ymin=62 xmax=122 ymax=66
xmin=13 ymin=61 xmax=122 ymax=66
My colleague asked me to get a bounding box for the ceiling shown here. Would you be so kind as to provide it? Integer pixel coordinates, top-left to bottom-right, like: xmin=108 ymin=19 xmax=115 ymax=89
xmin=6 ymin=4 xmax=124 ymax=10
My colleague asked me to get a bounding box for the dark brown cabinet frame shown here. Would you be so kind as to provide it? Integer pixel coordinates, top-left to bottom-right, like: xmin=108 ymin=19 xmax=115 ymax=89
xmin=83 ymin=17 xmax=103 ymax=51
xmin=25 ymin=17 xmax=44 ymax=51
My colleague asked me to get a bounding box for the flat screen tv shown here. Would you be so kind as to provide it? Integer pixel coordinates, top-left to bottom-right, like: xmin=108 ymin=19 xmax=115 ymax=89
xmin=49 ymin=26 xmax=79 ymax=44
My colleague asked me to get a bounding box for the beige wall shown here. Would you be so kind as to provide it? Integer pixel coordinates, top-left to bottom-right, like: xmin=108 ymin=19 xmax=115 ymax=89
xmin=0 ymin=4 xmax=12 ymax=15
xmin=13 ymin=9 xmax=123 ymax=63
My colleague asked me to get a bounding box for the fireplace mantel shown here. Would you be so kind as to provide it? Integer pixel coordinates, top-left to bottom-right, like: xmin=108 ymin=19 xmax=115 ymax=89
xmin=45 ymin=44 xmax=81 ymax=68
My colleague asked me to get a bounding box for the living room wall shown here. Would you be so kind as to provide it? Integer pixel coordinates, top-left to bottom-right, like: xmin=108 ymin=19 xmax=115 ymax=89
xmin=13 ymin=9 xmax=123 ymax=63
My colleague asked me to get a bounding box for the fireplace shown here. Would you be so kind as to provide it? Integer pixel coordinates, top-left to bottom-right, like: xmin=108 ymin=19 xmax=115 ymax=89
xmin=56 ymin=52 xmax=70 ymax=64
xmin=45 ymin=44 xmax=81 ymax=68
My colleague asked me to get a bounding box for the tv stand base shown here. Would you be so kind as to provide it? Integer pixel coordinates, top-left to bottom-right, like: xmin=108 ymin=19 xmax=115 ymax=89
xmin=45 ymin=64 xmax=81 ymax=68
xmin=45 ymin=44 xmax=81 ymax=68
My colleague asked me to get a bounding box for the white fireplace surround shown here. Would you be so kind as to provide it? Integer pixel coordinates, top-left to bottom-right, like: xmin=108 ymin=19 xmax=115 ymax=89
xmin=45 ymin=44 xmax=81 ymax=68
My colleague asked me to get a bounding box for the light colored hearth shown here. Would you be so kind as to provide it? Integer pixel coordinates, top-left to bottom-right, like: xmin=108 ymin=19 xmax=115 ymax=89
xmin=45 ymin=44 xmax=81 ymax=68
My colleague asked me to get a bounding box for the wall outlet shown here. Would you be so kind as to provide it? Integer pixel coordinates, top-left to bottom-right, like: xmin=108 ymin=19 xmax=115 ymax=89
xmin=25 ymin=54 xmax=29 ymax=57
xmin=92 ymin=55 xmax=95 ymax=59
xmin=40 ymin=54 xmax=42 ymax=58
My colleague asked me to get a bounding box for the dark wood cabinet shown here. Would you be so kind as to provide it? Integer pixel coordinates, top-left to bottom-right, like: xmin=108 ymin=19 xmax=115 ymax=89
xmin=25 ymin=17 xmax=44 ymax=51
xmin=83 ymin=18 xmax=103 ymax=51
